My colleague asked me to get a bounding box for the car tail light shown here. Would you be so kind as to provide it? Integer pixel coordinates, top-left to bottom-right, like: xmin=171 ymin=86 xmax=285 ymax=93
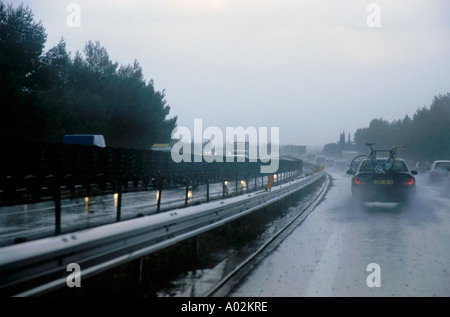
xmin=403 ymin=178 xmax=415 ymax=185
xmin=354 ymin=178 xmax=365 ymax=185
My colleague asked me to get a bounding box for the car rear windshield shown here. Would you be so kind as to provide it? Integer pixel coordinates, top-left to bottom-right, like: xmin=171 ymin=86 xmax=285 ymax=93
xmin=359 ymin=159 xmax=408 ymax=172
xmin=435 ymin=162 xmax=450 ymax=169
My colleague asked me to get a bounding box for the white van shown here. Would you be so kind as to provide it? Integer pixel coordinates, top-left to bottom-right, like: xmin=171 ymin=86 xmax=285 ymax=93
xmin=62 ymin=135 xmax=106 ymax=148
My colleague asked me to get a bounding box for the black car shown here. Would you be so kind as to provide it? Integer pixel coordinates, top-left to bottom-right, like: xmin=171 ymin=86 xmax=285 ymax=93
xmin=347 ymin=158 xmax=417 ymax=204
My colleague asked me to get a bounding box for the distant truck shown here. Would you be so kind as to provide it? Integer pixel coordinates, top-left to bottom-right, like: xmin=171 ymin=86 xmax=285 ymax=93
xmin=62 ymin=135 xmax=106 ymax=148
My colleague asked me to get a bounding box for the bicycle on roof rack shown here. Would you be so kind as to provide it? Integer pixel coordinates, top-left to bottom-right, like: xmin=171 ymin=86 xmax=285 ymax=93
xmin=347 ymin=143 xmax=406 ymax=180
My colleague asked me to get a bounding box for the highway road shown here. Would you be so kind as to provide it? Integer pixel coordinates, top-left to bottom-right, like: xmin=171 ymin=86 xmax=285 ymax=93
xmin=230 ymin=169 xmax=450 ymax=297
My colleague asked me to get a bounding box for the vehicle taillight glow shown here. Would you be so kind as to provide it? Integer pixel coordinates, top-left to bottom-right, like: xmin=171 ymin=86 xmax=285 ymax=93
xmin=403 ymin=178 xmax=415 ymax=185
xmin=354 ymin=178 xmax=365 ymax=185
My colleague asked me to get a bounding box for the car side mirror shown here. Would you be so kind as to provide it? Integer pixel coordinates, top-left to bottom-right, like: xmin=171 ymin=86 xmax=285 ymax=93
xmin=346 ymin=170 xmax=354 ymax=175
xmin=411 ymin=170 xmax=418 ymax=175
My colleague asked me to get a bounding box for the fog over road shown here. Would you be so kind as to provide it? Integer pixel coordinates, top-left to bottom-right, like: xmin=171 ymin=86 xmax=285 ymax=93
xmin=231 ymin=170 xmax=450 ymax=297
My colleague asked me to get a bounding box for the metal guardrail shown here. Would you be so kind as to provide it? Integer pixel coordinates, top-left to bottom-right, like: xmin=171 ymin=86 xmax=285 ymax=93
xmin=0 ymin=140 xmax=307 ymax=236
xmin=0 ymin=172 xmax=325 ymax=297
xmin=0 ymin=141 xmax=304 ymax=207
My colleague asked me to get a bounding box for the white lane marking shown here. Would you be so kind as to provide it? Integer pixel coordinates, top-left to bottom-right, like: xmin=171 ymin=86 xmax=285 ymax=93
xmin=305 ymin=223 xmax=342 ymax=296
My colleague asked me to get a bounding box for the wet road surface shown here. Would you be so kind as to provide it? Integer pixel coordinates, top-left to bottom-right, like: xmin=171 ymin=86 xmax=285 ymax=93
xmin=231 ymin=170 xmax=450 ymax=296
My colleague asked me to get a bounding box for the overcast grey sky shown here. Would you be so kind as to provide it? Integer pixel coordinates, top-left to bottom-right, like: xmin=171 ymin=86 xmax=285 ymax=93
xmin=15 ymin=0 xmax=450 ymax=147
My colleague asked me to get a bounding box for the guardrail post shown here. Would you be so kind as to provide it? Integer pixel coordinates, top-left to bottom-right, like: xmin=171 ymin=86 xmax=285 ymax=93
xmin=222 ymin=180 xmax=227 ymax=198
xmin=54 ymin=180 xmax=61 ymax=235
xmin=206 ymin=178 xmax=210 ymax=203
xmin=185 ymin=184 xmax=189 ymax=207
xmin=53 ymin=145 xmax=61 ymax=235
xmin=156 ymin=183 xmax=162 ymax=213
xmin=116 ymin=176 xmax=122 ymax=222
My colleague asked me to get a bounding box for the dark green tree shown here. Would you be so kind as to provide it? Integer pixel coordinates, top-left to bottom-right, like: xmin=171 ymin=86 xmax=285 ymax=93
xmin=0 ymin=2 xmax=47 ymax=142
xmin=1 ymin=3 xmax=177 ymax=149
xmin=353 ymin=93 xmax=450 ymax=161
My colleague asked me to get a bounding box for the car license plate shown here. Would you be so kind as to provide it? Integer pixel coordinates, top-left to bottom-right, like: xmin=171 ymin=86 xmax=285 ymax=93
xmin=374 ymin=180 xmax=394 ymax=185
